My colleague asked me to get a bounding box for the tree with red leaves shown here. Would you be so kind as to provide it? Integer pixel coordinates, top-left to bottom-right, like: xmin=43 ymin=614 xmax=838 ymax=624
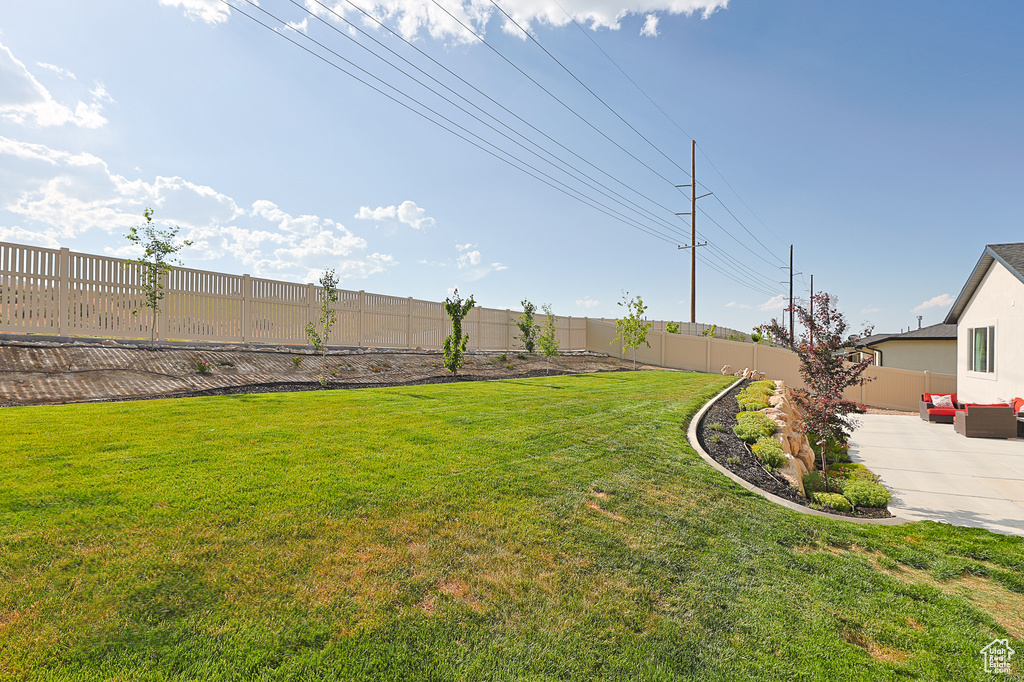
xmin=759 ymin=292 xmax=873 ymax=490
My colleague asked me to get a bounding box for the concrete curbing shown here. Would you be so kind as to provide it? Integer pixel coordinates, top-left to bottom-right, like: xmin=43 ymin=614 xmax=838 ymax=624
xmin=687 ymin=378 xmax=907 ymax=526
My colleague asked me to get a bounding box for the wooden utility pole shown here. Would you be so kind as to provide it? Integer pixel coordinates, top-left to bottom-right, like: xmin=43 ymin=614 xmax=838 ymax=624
xmin=809 ymin=274 xmax=814 ymax=349
xmin=675 ymin=139 xmax=709 ymax=324
xmin=789 ymin=245 xmax=794 ymax=348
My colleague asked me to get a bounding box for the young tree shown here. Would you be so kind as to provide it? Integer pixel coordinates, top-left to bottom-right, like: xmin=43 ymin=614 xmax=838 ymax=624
xmin=443 ymin=288 xmax=475 ymax=375
xmin=612 ymin=291 xmax=652 ymax=369
xmin=514 ymin=299 xmax=540 ymax=353
xmin=665 ymin=321 xmax=680 ymax=334
xmin=761 ymin=292 xmax=873 ymax=490
xmin=305 ymin=269 xmax=339 ymax=387
xmin=537 ymin=303 xmax=560 ymax=373
xmin=124 ymin=208 xmax=192 ymax=349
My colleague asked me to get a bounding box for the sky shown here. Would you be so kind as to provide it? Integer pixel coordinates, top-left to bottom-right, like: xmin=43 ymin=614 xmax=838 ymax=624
xmin=1 ymin=0 xmax=1022 ymax=336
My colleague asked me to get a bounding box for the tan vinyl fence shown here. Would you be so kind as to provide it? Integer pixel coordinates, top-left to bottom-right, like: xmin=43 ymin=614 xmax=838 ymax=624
xmin=1 ymin=240 xmax=954 ymax=409
xmin=587 ymin=319 xmax=956 ymax=412
xmin=0 ymin=242 xmax=591 ymax=349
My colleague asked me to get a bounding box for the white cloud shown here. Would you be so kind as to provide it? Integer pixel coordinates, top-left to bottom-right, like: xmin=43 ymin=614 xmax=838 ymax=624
xmin=287 ymin=17 xmax=310 ymax=33
xmin=640 ymin=14 xmax=659 ymax=37
xmin=912 ymin=294 xmax=954 ymax=314
xmin=725 ymin=301 xmax=751 ymax=309
xmin=158 ymin=0 xmax=232 ymax=24
xmin=0 ymin=137 xmax=392 ymax=282
xmin=758 ymin=294 xmax=787 ymax=312
xmin=576 ymin=296 xmax=600 ymax=308
xmin=305 ymin=0 xmax=727 ymax=45
xmin=457 ymin=249 xmax=482 ymax=268
xmin=0 ymin=225 xmax=60 ymax=248
xmin=356 ymin=205 xmax=397 ymax=221
xmin=37 ymin=63 xmax=76 ymax=80
xmin=355 ymin=200 xmax=435 ymax=229
xmin=455 ymin=242 xmax=475 ymax=251
xmin=0 ymin=43 xmax=109 ymax=128
xmin=491 ymin=262 xmax=508 ymax=271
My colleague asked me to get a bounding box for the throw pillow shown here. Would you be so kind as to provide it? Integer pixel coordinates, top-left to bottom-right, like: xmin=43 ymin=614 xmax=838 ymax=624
xmin=932 ymin=394 xmax=954 ymax=408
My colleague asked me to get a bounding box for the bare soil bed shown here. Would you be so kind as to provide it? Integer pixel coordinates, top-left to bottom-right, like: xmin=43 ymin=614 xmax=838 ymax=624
xmin=0 ymin=336 xmax=640 ymax=407
xmin=696 ymin=379 xmax=892 ymax=519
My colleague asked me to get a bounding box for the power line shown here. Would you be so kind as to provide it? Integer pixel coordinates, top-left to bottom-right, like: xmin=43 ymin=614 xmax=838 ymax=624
xmin=223 ymin=0 xmax=685 ymax=246
xmin=296 ymin=0 xmax=693 ymax=239
xmin=489 ymin=0 xmax=692 ymax=181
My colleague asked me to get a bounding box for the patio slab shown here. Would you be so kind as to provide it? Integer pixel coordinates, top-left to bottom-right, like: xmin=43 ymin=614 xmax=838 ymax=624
xmin=848 ymin=415 xmax=1024 ymax=536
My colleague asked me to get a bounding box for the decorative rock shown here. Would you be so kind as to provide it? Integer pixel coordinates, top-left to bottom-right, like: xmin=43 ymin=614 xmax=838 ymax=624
xmin=797 ymin=440 xmax=817 ymax=470
xmin=100 ymin=339 xmax=118 ymax=347
xmin=721 ymin=364 xmax=732 ymax=375
xmin=777 ymin=455 xmax=807 ymax=495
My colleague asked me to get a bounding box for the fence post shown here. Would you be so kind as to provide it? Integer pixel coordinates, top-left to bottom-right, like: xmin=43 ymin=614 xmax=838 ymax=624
xmin=241 ymin=274 xmax=251 ymax=343
xmin=157 ymin=269 xmax=169 ymax=342
xmin=705 ymin=336 xmax=711 ymax=373
xmin=582 ymin=317 xmax=587 ymax=351
xmin=357 ymin=290 xmax=365 ymax=347
xmin=306 ymin=284 xmax=317 ymax=347
xmin=923 ymin=370 xmax=931 ymax=394
xmin=566 ymin=315 xmax=572 ymax=350
xmin=406 ymin=297 xmax=413 ymax=349
xmin=660 ymin=329 xmax=665 ymax=366
xmin=506 ymin=309 xmax=511 ymax=351
xmin=752 ymin=341 xmax=758 ymax=374
xmin=57 ymin=247 xmax=70 ymax=336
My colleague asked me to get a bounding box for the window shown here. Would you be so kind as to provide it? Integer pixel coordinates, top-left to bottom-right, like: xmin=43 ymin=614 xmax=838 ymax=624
xmin=968 ymin=326 xmax=995 ymax=373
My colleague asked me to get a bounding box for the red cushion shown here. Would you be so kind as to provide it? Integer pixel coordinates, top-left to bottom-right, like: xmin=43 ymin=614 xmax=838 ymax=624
xmin=1013 ymin=398 xmax=1024 ymax=413
xmin=927 ymin=407 xmax=957 ymax=416
xmin=964 ymin=403 xmax=1009 ymax=408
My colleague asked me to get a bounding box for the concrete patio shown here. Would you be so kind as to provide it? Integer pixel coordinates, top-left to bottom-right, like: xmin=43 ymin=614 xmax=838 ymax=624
xmin=848 ymin=415 xmax=1024 ymax=536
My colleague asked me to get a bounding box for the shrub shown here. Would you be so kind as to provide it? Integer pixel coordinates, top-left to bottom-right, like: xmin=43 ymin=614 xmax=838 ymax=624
xmin=710 ymin=434 xmax=721 ymax=444
xmin=813 ymin=492 xmax=853 ymax=512
xmin=751 ymin=436 xmax=785 ymax=469
xmin=726 ymin=456 xmax=740 ymax=466
xmin=516 ymin=353 xmax=527 ymax=360
xmin=736 ymin=381 xmax=775 ymax=411
xmin=292 ymin=356 xmax=303 ymax=368
xmin=665 ymin=321 xmax=680 ymax=334
xmin=498 ymin=353 xmax=507 ymax=362
xmin=194 ymin=359 xmax=213 ymax=375
xmin=707 ymin=422 xmax=725 ymax=432
xmin=733 ymin=411 xmax=777 ymax=443
xmin=842 ymin=479 xmax=891 ymax=508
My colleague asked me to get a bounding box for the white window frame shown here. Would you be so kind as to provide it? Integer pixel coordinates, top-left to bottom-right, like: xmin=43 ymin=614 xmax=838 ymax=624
xmin=967 ymin=325 xmax=995 ymax=374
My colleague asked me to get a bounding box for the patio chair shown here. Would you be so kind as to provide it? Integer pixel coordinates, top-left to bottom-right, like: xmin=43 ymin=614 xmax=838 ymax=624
xmin=953 ymin=404 xmax=1017 ymax=439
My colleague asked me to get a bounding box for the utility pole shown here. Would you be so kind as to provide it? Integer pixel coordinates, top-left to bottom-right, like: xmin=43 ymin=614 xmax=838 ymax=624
xmin=809 ymin=274 xmax=814 ymax=349
xmin=675 ymin=139 xmax=709 ymax=324
xmin=789 ymin=245 xmax=794 ymax=348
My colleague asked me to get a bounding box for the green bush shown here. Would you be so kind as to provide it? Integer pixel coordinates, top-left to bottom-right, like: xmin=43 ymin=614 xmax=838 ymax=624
xmin=830 ymin=462 xmax=878 ymax=482
xmin=736 ymin=381 xmax=776 ymax=411
xmin=733 ymin=411 xmax=777 ymax=443
xmin=842 ymin=479 xmax=891 ymax=508
xmin=751 ymin=436 xmax=785 ymax=469
xmin=813 ymin=492 xmax=853 ymax=512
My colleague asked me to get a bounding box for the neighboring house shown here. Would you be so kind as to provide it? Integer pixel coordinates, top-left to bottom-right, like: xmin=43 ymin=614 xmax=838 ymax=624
xmin=852 ymin=324 xmax=957 ymax=374
xmin=944 ymin=243 xmax=1024 ymax=403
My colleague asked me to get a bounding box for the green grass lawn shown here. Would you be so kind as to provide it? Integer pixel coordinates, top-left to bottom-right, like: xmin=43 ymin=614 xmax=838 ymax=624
xmin=1 ymin=371 xmax=1021 ymax=681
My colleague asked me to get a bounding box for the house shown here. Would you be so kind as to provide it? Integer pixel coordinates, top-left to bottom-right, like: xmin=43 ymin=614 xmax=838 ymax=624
xmin=852 ymin=323 xmax=957 ymax=374
xmin=944 ymin=243 xmax=1024 ymax=403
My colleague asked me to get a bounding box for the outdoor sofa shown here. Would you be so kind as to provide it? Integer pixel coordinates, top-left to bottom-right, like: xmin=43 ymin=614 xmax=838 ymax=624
xmin=953 ymin=403 xmax=1018 ymax=439
xmin=919 ymin=393 xmax=961 ymax=424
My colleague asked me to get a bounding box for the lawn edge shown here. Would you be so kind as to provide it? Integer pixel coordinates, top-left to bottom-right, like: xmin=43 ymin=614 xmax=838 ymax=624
xmin=687 ymin=377 xmax=908 ymax=526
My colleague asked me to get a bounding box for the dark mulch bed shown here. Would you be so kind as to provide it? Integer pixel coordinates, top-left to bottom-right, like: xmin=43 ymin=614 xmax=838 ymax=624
xmin=697 ymin=379 xmax=892 ymax=519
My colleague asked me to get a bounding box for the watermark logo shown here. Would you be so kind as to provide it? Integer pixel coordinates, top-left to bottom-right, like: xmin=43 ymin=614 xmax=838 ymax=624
xmin=981 ymin=638 xmax=1015 ymax=675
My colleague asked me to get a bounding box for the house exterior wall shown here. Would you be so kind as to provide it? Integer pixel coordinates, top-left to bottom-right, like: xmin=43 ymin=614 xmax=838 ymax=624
xmin=873 ymin=339 xmax=956 ymax=374
xmin=957 ymin=261 xmax=1024 ymax=402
